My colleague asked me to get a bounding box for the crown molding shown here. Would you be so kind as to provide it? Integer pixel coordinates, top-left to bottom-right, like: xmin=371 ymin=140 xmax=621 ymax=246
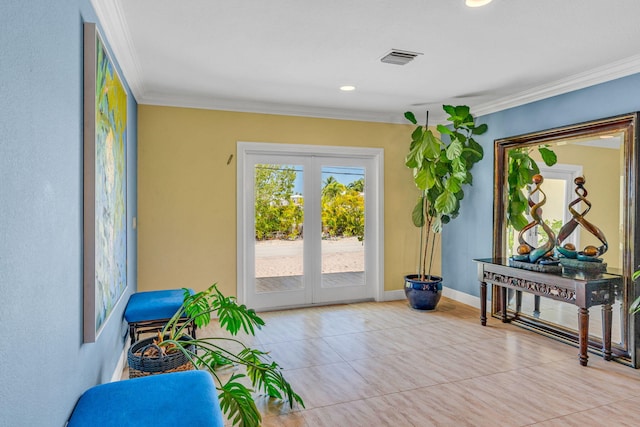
xmin=140 ymin=93 xmax=404 ymax=124
xmin=472 ymin=54 xmax=640 ymax=118
xmin=91 ymin=0 xmax=144 ymax=101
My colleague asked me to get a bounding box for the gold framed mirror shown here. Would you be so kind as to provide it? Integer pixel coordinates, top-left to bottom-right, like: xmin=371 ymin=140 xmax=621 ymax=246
xmin=492 ymin=112 xmax=639 ymax=365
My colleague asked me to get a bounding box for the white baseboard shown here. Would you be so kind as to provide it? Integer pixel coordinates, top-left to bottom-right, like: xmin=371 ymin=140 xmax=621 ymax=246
xmin=110 ymin=343 xmax=129 ymax=382
xmin=383 ymin=287 xmax=483 ymax=309
xmin=442 ymin=287 xmax=482 ymax=309
xmin=382 ymin=289 xmax=406 ymax=301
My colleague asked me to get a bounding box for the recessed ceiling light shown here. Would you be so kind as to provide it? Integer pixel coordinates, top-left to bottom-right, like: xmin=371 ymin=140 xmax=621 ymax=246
xmin=600 ymin=135 xmax=614 ymax=139
xmin=340 ymin=85 xmax=356 ymax=91
xmin=465 ymin=0 xmax=493 ymax=7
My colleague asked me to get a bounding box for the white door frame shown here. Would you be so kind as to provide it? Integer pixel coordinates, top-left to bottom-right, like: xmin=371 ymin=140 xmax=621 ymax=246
xmin=236 ymin=141 xmax=384 ymax=308
xmin=537 ymin=162 xmax=583 ymax=246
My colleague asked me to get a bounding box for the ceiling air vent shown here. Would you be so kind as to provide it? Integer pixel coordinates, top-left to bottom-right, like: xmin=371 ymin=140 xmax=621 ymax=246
xmin=380 ymin=49 xmax=422 ymax=65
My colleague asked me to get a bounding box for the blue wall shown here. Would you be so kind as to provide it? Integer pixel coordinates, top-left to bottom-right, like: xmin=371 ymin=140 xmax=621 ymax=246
xmin=0 ymin=1 xmax=137 ymax=425
xmin=442 ymin=73 xmax=640 ymax=298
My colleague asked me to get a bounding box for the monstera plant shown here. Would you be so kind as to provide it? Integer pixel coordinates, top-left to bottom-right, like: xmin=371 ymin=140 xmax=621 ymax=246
xmin=128 ymin=284 xmax=304 ymax=426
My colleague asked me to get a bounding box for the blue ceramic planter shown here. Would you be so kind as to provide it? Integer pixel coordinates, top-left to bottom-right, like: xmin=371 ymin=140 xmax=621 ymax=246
xmin=404 ymin=274 xmax=443 ymax=310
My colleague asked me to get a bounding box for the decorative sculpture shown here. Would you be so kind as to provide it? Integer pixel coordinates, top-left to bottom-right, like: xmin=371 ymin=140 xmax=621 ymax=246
xmin=510 ymin=174 xmax=560 ymax=272
xmin=556 ymin=176 xmax=608 ymax=271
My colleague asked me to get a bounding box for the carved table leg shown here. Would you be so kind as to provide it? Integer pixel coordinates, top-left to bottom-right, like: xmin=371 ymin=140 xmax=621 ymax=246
xmin=578 ymin=307 xmax=589 ymax=366
xmin=515 ymin=290 xmax=522 ymax=314
xmin=501 ymin=286 xmax=508 ymax=323
xmin=480 ymin=281 xmax=487 ymax=326
xmin=602 ymin=303 xmax=612 ymax=361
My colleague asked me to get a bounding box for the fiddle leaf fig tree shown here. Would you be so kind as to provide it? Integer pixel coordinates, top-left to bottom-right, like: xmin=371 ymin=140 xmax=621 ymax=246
xmin=404 ymin=105 xmax=487 ymax=280
xmin=507 ymin=146 xmax=557 ymax=230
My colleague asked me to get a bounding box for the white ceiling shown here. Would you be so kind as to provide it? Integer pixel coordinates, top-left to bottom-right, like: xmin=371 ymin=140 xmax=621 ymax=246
xmin=94 ymin=0 xmax=640 ymax=124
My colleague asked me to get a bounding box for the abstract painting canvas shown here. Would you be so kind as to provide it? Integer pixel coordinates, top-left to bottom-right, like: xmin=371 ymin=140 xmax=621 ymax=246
xmin=83 ymin=22 xmax=127 ymax=343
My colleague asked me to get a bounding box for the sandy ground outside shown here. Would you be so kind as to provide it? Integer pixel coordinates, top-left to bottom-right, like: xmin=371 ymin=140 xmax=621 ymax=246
xmin=255 ymin=236 xmax=364 ymax=277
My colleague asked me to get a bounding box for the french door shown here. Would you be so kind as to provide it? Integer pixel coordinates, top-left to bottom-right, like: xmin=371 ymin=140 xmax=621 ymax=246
xmin=237 ymin=142 xmax=383 ymax=310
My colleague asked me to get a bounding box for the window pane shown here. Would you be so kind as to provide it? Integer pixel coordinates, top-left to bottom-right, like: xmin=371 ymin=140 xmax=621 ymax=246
xmin=254 ymin=164 xmax=304 ymax=293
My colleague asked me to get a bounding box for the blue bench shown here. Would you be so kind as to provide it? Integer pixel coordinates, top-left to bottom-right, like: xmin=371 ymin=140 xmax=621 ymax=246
xmin=124 ymin=289 xmax=196 ymax=344
xmin=67 ymin=371 xmax=224 ymax=426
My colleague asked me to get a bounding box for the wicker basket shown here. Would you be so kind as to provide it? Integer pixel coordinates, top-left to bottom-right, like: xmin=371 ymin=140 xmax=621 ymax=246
xmin=128 ymin=335 xmax=195 ymax=378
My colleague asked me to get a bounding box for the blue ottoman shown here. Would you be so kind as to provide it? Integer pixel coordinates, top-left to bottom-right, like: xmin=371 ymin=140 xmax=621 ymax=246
xmin=124 ymin=289 xmax=196 ymax=344
xmin=68 ymin=371 xmax=224 ymax=426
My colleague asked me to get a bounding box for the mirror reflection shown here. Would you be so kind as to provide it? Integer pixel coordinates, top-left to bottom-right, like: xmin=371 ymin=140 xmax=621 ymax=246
xmin=493 ymin=114 xmax=636 ymax=358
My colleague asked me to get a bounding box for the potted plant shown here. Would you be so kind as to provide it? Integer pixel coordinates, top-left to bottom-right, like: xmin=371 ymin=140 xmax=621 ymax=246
xmin=127 ymin=284 xmax=304 ymax=427
xmin=403 ymin=105 xmax=487 ymax=310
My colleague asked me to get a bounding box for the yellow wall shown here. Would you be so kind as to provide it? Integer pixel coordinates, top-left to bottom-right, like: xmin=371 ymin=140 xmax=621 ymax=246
xmin=138 ymin=105 xmax=440 ymax=296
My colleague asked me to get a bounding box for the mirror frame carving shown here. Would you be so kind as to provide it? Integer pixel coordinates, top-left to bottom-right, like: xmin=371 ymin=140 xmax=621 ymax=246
xmin=492 ymin=112 xmax=640 ymax=367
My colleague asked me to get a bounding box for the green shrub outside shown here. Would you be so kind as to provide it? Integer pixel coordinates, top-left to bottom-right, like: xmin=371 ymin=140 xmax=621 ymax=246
xmin=321 ymin=180 xmax=364 ymax=240
xmin=254 ymin=165 xmax=364 ymax=240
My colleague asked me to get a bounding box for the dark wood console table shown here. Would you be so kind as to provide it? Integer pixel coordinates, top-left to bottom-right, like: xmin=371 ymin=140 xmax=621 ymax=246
xmin=474 ymin=258 xmax=621 ymax=366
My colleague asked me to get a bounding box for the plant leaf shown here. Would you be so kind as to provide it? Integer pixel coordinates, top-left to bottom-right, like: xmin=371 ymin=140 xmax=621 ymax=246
xmin=451 ymin=131 xmax=465 ymax=143
xmin=445 ymin=177 xmax=461 ymax=193
xmin=432 ymin=216 xmax=443 ymax=233
xmin=508 ymin=199 xmax=526 ymax=216
xmin=405 ymin=154 xmax=419 ymax=169
xmin=442 ymin=105 xmax=456 ymax=117
xmin=218 ymin=374 xmax=261 ymax=427
xmin=454 ymin=105 xmax=470 ymax=118
xmin=446 ymin=140 xmax=463 ymax=160
xmin=509 ymin=213 xmax=529 ymax=231
xmin=405 ymin=136 xmax=425 ymax=169
xmin=423 ymin=130 xmax=442 ymax=160
xmin=531 ymin=159 xmax=541 ymax=175
xmin=453 ymin=170 xmax=467 ymax=182
xmin=411 ymin=125 xmax=423 ymax=142
xmin=200 ymin=349 xmax=233 ymax=369
xmin=472 ymin=123 xmax=488 ymax=135
xmin=404 ymin=111 xmax=417 ymax=124
xmin=412 ymin=197 xmax=425 ymax=228
xmin=182 ymin=286 xmax=215 ymax=328
xmin=414 ymin=166 xmax=435 ymax=190
xmin=538 ymin=146 xmax=558 ymax=167
xmin=436 ymin=124 xmax=453 ymax=135
xmin=435 ymin=190 xmax=457 ymax=215
xmin=467 ymin=138 xmax=484 ymax=160
xmin=239 ymin=348 xmax=305 ymax=409
xmin=517 ymin=167 xmax=532 ymax=187
xmin=216 ymin=291 xmax=265 ymax=336
xmin=451 ymin=157 xmax=465 ymax=174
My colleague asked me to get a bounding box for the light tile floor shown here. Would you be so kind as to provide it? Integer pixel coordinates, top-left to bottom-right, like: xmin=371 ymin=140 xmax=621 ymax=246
xmin=148 ymin=298 xmax=640 ymax=426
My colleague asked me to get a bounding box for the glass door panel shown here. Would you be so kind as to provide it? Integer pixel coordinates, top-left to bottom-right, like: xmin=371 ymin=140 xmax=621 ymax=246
xmin=314 ymin=158 xmax=373 ymax=304
xmin=245 ymin=154 xmax=312 ymax=310
xmin=320 ymin=166 xmax=365 ymax=290
xmin=254 ymin=163 xmax=305 ymax=294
